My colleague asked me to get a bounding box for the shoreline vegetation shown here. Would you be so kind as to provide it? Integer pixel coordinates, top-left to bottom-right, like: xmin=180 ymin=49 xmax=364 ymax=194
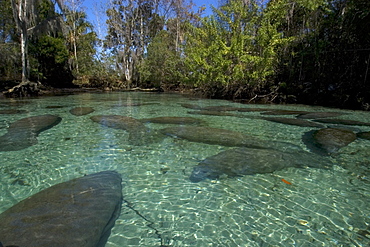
xmin=1 ymin=0 xmax=369 ymax=110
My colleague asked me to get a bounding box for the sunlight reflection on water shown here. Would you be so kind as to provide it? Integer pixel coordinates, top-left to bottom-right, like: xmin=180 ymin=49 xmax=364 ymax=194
xmin=0 ymin=92 xmax=369 ymax=246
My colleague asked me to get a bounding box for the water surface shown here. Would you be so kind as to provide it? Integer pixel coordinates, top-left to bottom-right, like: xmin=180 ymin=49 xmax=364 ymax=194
xmin=0 ymin=92 xmax=369 ymax=246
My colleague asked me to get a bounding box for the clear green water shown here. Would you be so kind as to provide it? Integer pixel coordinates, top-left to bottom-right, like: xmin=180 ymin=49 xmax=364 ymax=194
xmin=0 ymin=92 xmax=369 ymax=246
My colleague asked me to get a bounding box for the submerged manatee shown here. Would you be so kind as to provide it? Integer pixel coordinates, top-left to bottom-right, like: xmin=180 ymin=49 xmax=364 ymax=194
xmin=69 ymin=107 xmax=95 ymax=116
xmin=357 ymin=131 xmax=370 ymax=140
xmin=0 ymin=109 xmax=27 ymax=114
xmin=190 ymin=148 xmax=331 ymax=182
xmin=0 ymin=171 xmax=122 ymax=247
xmin=180 ymin=103 xmax=204 ymax=110
xmin=235 ymin=107 xmax=272 ymax=112
xmin=202 ymin=105 xmax=241 ymax=111
xmin=0 ymin=114 xmax=62 ymax=151
xmin=188 ymin=110 xmax=238 ymax=117
xmin=160 ymin=126 xmax=300 ymax=151
xmin=313 ymin=118 xmax=370 ymax=126
xmin=260 ymin=110 xmax=309 ymax=116
xmin=303 ymin=128 xmax=356 ymax=155
xmin=260 ymin=117 xmax=325 ymax=128
xmin=91 ymin=115 xmax=147 ymax=132
xmin=91 ymin=115 xmax=163 ymax=145
xmin=139 ymin=116 xmax=205 ymax=125
xmin=160 ymin=126 xmax=267 ymax=148
xmin=297 ymin=112 xmax=344 ymax=119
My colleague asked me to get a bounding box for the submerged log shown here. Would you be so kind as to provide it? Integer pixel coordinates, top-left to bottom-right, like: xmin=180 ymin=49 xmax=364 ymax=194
xmin=0 ymin=171 xmax=123 ymax=247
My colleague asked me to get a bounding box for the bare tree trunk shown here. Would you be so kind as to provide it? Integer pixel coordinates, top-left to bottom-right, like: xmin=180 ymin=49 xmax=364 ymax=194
xmin=73 ymin=35 xmax=79 ymax=73
xmin=365 ymin=53 xmax=370 ymax=84
xmin=20 ymin=26 xmax=28 ymax=82
xmin=12 ymin=0 xmax=29 ymax=82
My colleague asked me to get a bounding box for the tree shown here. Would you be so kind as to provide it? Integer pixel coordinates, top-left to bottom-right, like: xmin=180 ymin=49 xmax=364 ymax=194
xmin=0 ymin=0 xmax=19 ymax=82
xmin=10 ymin=0 xmax=66 ymax=82
xmin=138 ymin=0 xmax=199 ymax=89
xmin=139 ymin=30 xmax=182 ymax=88
xmin=28 ymin=34 xmax=72 ymax=86
xmin=65 ymin=0 xmax=84 ymax=74
xmin=273 ymin=0 xmax=370 ymax=109
xmin=65 ymin=9 xmax=97 ymax=77
xmin=183 ymin=0 xmax=291 ymax=99
xmin=105 ymin=0 xmax=198 ymax=87
xmin=105 ymin=0 xmax=164 ymax=85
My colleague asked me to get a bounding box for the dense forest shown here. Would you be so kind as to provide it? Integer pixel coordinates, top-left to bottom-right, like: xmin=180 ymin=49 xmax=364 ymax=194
xmin=0 ymin=0 xmax=369 ymax=110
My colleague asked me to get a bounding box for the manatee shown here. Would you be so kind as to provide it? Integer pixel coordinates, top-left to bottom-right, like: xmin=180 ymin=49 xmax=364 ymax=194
xmin=189 ymin=148 xmax=331 ymax=182
xmin=0 ymin=109 xmax=27 ymax=114
xmin=0 ymin=171 xmax=122 ymax=247
xmin=260 ymin=110 xmax=309 ymax=115
xmin=91 ymin=115 xmax=148 ymax=132
xmin=180 ymin=103 xmax=270 ymax=112
xmin=0 ymin=100 xmax=30 ymax=106
xmin=91 ymin=115 xmax=163 ymax=145
xmin=139 ymin=116 xmax=205 ymax=125
xmin=357 ymin=131 xmax=370 ymax=140
xmin=188 ymin=110 xmax=238 ymax=117
xmin=46 ymin=105 xmax=66 ymax=109
xmin=181 ymin=104 xmax=240 ymax=112
xmin=160 ymin=126 xmax=299 ymax=150
xmin=112 ymin=102 xmax=158 ymax=107
xmin=236 ymin=107 xmax=272 ymax=112
xmin=313 ymin=118 xmax=370 ymax=126
xmin=297 ymin=112 xmax=344 ymax=119
xmin=202 ymin=105 xmax=241 ymax=111
xmin=302 ymin=128 xmax=357 ymax=155
xmin=160 ymin=126 xmax=264 ymax=148
xmin=261 ymin=117 xmax=325 ymax=128
xmin=180 ymin=103 xmax=204 ymax=110
xmin=201 ymin=105 xmax=273 ymax=112
xmin=69 ymin=107 xmax=95 ymax=116
xmin=0 ymin=115 xmax=62 ymax=151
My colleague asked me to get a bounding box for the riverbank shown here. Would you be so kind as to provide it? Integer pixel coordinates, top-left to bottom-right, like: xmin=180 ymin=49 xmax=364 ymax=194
xmin=1 ymin=79 xmax=369 ymax=111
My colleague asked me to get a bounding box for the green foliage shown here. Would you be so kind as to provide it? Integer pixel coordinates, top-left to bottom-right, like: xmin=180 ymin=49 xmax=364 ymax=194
xmin=65 ymin=10 xmax=98 ymax=76
xmin=1 ymin=0 xmax=369 ymax=109
xmin=139 ymin=30 xmax=182 ymax=88
xmin=37 ymin=0 xmax=54 ymax=21
xmin=275 ymin=0 xmax=370 ymax=109
xmin=29 ymin=35 xmax=73 ymax=86
xmin=105 ymin=0 xmax=165 ymax=83
xmin=0 ymin=0 xmax=20 ymax=82
xmin=0 ymin=0 xmax=17 ymax=43
xmin=75 ymin=31 xmax=98 ymax=74
xmin=183 ymin=0 xmax=291 ymax=98
xmin=38 ymin=36 xmax=68 ymax=63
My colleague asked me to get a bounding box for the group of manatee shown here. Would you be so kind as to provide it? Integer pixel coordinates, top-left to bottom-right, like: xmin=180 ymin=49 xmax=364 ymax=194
xmin=1 ymin=104 xmax=370 ymax=182
xmin=109 ymin=103 xmax=368 ymax=182
xmin=1 ymin=102 xmax=370 ymax=246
